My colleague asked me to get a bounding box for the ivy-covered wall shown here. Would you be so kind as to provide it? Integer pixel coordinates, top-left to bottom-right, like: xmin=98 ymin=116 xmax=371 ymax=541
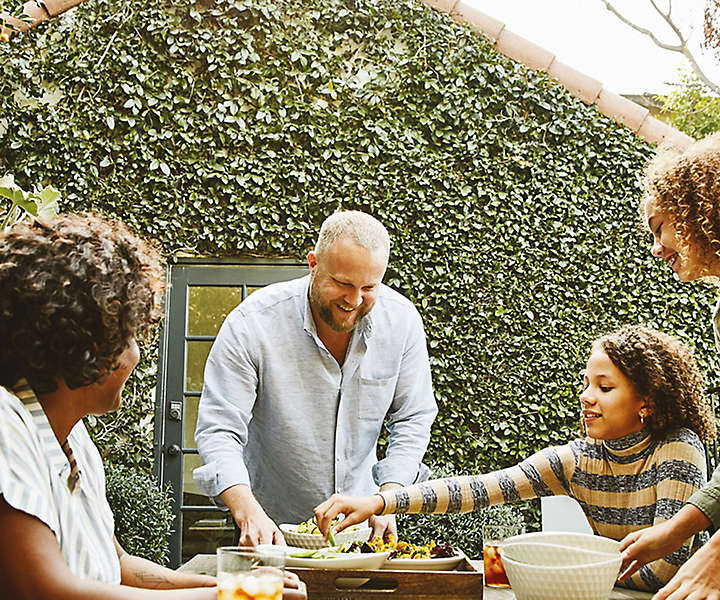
xmin=2 ymin=0 xmax=718 ymax=521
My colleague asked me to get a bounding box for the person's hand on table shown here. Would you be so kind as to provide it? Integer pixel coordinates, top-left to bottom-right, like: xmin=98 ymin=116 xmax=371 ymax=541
xmin=314 ymin=494 xmax=385 ymax=538
xmin=368 ymin=514 xmax=396 ymax=542
xmin=283 ymin=571 xmax=307 ymax=600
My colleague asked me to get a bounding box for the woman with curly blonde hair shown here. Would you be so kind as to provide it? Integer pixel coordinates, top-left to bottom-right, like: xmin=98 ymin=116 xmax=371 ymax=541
xmin=620 ymin=133 xmax=720 ymax=600
xmin=314 ymin=325 xmax=714 ymax=592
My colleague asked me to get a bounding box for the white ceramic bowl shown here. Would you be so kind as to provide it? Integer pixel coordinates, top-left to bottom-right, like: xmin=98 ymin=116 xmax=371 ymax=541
xmin=502 ymin=554 xmax=621 ymax=600
xmin=502 ymin=541 xmax=618 ymax=567
xmin=504 ymin=532 xmax=620 ymax=554
xmin=499 ymin=532 xmax=621 ymax=600
xmin=279 ymin=524 xmax=372 ymax=549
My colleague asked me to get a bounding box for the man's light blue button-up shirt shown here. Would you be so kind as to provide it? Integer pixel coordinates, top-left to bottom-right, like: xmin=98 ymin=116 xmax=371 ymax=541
xmin=194 ymin=275 xmax=437 ymax=525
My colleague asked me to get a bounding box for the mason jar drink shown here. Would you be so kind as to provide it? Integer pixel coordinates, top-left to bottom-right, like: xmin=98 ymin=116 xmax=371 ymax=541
xmin=217 ymin=546 xmax=284 ymax=600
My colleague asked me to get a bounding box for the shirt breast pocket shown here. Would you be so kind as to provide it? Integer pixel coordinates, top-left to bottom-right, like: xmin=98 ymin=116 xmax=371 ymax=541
xmin=358 ymin=376 xmax=395 ymax=421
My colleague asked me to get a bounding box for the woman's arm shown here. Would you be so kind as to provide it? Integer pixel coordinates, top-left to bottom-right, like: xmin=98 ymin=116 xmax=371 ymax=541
xmin=0 ymin=497 xmax=216 ymax=600
xmin=115 ymin=538 xmax=215 ymax=590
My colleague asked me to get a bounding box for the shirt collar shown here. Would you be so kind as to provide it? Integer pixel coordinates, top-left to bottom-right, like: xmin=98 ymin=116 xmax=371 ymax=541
xmin=11 ymin=378 xmax=83 ymax=492
xmin=603 ymin=428 xmax=652 ymax=457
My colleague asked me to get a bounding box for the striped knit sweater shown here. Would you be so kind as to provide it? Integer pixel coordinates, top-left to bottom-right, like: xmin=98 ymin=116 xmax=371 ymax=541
xmin=379 ymin=428 xmax=707 ymax=592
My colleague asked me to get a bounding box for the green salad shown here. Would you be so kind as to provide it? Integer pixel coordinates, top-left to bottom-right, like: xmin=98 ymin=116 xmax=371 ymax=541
xmin=295 ymin=515 xmax=359 ymax=539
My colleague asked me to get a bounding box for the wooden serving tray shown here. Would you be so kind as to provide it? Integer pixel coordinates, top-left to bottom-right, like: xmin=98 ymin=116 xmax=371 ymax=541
xmin=288 ymin=557 xmax=483 ymax=599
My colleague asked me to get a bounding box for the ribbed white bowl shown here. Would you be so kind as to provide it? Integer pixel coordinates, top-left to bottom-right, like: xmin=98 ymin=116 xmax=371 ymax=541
xmin=504 ymin=532 xmax=620 ymax=554
xmin=502 ymin=541 xmax=618 ymax=567
xmin=502 ymin=554 xmax=621 ymax=600
xmin=279 ymin=524 xmax=371 ymax=549
xmin=500 ymin=533 xmax=621 ymax=600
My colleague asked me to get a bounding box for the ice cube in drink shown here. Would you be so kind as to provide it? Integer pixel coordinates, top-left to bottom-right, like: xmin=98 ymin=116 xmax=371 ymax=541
xmin=217 ymin=571 xmax=283 ymax=600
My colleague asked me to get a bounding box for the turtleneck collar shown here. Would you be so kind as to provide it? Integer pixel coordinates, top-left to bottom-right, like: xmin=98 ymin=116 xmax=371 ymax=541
xmin=602 ymin=428 xmax=653 ymax=457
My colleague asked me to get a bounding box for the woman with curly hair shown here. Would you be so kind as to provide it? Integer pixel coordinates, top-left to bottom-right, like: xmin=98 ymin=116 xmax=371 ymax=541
xmin=313 ymin=325 xmax=715 ymax=592
xmin=619 ymin=133 xmax=720 ymax=600
xmin=0 ymin=214 xmax=305 ymax=599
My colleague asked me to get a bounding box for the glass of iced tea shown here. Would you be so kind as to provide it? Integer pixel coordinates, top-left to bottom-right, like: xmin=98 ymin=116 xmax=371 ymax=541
xmin=482 ymin=525 xmax=524 ymax=588
xmin=217 ymin=546 xmax=285 ymax=600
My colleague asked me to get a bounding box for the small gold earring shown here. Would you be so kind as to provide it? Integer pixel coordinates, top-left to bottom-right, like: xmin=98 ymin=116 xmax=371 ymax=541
xmin=640 ymin=412 xmax=646 ymax=424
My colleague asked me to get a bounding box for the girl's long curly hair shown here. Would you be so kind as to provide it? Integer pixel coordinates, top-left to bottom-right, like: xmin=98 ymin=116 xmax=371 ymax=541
xmin=595 ymin=325 xmax=716 ymax=442
xmin=0 ymin=213 xmax=165 ymax=393
xmin=641 ymin=133 xmax=720 ymax=277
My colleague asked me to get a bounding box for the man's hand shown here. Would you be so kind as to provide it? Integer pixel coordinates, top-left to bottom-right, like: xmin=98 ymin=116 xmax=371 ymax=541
xmin=368 ymin=514 xmax=396 ymax=541
xmin=618 ymin=505 xmax=710 ymax=581
xmin=314 ymin=494 xmax=385 ymax=538
xmin=652 ymin=529 xmax=720 ymax=600
xmin=220 ymin=485 xmax=285 ymax=546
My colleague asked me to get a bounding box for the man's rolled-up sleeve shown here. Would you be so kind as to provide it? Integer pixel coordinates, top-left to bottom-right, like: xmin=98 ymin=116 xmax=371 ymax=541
xmin=194 ymin=312 xmax=258 ymax=504
xmin=688 ymin=464 xmax=720 ymax=532
xmin=372 ymin=310 xmax=437 ymax=487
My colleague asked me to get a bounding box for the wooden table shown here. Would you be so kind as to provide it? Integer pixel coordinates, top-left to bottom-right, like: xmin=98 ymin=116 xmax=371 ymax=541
xmin=179 ymin=554 xmax=653 ymax=599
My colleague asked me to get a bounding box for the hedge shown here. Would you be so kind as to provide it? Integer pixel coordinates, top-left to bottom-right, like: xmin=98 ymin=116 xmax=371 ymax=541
xmin=2 ymin=0 xmax=717 ymax=551
xmin=105 ymin=463 xmax=173 ymax=563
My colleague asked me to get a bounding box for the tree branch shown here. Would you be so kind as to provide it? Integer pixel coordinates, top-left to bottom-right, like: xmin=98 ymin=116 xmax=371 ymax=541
xmin=600 ymin=0 xmax=720 ymax=95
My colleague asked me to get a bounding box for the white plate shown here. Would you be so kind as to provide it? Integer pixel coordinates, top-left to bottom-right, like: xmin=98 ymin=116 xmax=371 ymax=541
xmin=261 ymin=545 xmax=390 ymax=570
xmin=381 ymin=551 xmax=465 ymax=571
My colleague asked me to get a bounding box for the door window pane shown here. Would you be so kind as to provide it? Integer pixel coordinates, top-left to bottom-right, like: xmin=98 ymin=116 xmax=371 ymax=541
xmin=187 ymin=287 xmax=243 ymax=336
xmin=183 ymin=453 xmax=212 ymax=506
xmin=182 ymin=510 xmax=235 ymax=564
xmin=185 ymin=341 xmax=213 ymax=393
xmin=183 ymin=396 xmax=200 ymax=449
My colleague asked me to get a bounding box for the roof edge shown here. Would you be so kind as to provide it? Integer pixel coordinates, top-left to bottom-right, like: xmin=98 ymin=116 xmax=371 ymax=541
xmin=439 ymin=0 xmax=694 ymax=149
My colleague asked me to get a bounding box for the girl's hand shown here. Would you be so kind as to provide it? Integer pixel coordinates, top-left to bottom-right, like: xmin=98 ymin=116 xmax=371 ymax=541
xmin=313 ymin=494 xmax=385 ymax=539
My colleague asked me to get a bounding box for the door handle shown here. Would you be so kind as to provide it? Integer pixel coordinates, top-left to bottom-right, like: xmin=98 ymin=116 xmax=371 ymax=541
xmin=166 ymin=444 xmax=181 ymax=456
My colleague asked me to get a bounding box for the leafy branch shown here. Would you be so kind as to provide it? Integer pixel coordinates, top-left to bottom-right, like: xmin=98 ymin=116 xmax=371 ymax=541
xmin=0 ymin=174 xmax=61 ymax=231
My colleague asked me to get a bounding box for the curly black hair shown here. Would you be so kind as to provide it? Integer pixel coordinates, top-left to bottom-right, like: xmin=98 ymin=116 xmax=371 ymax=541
xmin=0 ymin=213 xmax=165 ymax=393
xmin=595 ymin=325 xmax=716 ymax=442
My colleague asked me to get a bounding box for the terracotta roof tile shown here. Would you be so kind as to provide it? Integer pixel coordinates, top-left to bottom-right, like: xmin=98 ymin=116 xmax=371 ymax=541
xmin=421 ymin=0 xmax=460 ymax=13
xmin=496 ymin=29 xmax=555 ymax=72
xmin=451 ymin=1 xmax=504 ymax=39
xmin=595 ymin=89 xmax=649 ymax=131
xmin=638 ymin=115 xmax=694 ymax=147
xmin=547 ymin=60 xmax=603 ymax=105
xmin=0 ymin=13 xmax=31 ymax=31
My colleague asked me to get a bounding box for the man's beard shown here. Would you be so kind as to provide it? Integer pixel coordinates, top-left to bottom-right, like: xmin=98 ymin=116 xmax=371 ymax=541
xmin=310 ymin=280 xmax=369 ymax=333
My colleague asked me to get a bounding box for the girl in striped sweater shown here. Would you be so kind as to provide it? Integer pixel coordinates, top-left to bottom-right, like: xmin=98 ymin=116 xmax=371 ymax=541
xmin=315 ymin=325 xmax=717 ymax=592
